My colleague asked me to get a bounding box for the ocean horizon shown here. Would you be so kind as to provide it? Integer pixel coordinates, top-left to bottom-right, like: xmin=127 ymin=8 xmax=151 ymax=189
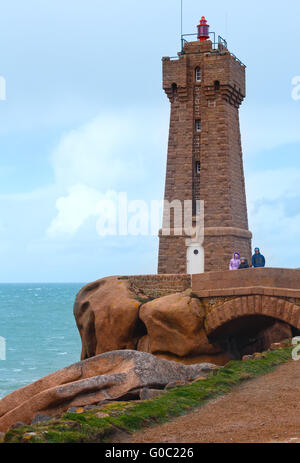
xmin=0 ymin=283 xmax=86 ymax=399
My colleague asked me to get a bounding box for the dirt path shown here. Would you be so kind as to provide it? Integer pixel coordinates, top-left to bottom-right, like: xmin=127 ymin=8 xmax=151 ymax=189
xmin=116 ymin=360 xmax=300 ymax=443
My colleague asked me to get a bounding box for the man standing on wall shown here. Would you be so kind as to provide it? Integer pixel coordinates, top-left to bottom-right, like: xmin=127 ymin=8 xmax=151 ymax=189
xmin=252 ymin=248 xmax=266 ymax=268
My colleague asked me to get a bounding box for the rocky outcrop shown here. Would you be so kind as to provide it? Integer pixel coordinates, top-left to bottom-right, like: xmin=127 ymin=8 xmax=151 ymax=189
xmin=74 ymin=277 xmax=143 ymax=360
xmin=74 ymin=277 xmax=231 ymax=365
xmin=0 ymin=350 xmax=218 ymax=432
xmin=138 ymin=292 xmax=227 ymax=363
xmin=259 ymin=321 xmax=293 ymax=349
xmin=239 ymin=321 xmax=293 ymax=357
xmin=74 ymin=276 xmax=297 ymax=366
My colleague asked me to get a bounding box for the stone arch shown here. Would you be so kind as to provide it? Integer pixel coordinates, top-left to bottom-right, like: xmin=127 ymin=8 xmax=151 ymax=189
xmin=205 ymin=295 xmax=300 ymax=336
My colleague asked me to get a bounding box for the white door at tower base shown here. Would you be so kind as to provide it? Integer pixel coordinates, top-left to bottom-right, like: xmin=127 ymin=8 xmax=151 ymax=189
xmin=187 ymin=245 xmax=204 ymax=274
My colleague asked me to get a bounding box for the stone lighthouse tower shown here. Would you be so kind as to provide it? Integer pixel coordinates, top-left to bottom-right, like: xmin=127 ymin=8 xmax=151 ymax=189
xmin=158 ymin=17 xmax=252 ymax=274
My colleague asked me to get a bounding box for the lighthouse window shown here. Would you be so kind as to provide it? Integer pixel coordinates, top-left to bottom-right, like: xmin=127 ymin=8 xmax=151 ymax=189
xmin=172 ymin=83 xmax=177 ymax=96
xmin=214 ymin=80 xmax=220 ymax=91
xmin=196 ymin=161 xmax=201 ymax=174
xmin=195 ymin=67 xmax=201 ymax=82
xmin=195 ymin=119 xmax=201 ymax=132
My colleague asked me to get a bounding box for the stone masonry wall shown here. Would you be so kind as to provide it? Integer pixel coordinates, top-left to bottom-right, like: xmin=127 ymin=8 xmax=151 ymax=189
xmin=125 ymin=274 xmax=191 ymax=299
xmin=192 ymin=267 xmax=300 ymax=295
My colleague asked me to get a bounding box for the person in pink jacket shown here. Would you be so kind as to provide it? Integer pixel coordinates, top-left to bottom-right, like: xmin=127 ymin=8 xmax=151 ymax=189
xmin=229 ymin=252 xmax=241 ymax=270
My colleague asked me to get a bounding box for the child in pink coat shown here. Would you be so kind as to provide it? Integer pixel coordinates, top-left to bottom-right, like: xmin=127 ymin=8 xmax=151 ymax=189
xmin=229 ymin=252 xmax=241 ymax=270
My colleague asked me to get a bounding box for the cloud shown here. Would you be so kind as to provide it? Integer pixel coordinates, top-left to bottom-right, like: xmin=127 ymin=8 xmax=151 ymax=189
xmin=241 ymin=104 xmax=300 ymax=155
xmin=247 ymin=167 xmax=300 ymax=203
xmin=49 ymin=108 xmax=169 ymax=191
xmin=46 ymin=108 xmax=168 ymax=237
xmin=50 ymin=113 xmax=141 ymax=190
xmin=0 ymin=106 xmax=168 ymax=269
xmin=246 ymin=167 xmax=300 ymax=266
xmin=46 ymin=184 xmax=119 ymax=237
xmin=0 ymin=185 xmax=56 ymax=202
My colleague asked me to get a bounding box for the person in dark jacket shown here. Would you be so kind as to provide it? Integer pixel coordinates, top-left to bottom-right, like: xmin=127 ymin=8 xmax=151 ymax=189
xmin=252 ymin=247 xmax=265 ymax=268
xmin=238 ymin=257 xmax=250 ymax=269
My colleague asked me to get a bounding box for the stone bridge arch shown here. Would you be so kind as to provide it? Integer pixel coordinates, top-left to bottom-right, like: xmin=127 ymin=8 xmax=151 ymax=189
xmin=205 ymin=295 xmax=300 ymax=337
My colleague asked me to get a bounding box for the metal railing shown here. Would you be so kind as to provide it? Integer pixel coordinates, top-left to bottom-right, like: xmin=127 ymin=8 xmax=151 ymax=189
xmin=180 ymin=32 xmax=246 ymax=67
xmin=181 ymin=32 xmax=227 ymax=51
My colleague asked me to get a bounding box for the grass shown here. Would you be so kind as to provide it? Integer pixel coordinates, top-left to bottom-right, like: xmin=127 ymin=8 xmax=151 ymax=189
xmin=3 ymin=345 xmax=294 ymax=443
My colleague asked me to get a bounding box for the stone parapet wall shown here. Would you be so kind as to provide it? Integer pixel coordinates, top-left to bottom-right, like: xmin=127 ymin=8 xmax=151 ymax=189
xmin=119 ymin=268 xmax=300 ymax=300
xmin=192 ymin=268 xmax=300 ymax=294
xmin=124 ymin=274 xmax=191 ymax=298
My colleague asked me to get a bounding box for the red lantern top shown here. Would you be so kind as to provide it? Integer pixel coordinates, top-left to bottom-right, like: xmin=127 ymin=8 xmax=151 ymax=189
xmin=197 ymin=16 xmax=210 ymax=41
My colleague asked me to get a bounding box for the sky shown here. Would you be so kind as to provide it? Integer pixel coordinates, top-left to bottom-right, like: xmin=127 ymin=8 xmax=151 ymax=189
xmin=0 ymin=0 xmax=299 ymax=282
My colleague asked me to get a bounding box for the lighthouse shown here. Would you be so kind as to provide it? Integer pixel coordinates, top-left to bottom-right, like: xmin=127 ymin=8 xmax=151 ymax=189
xmin=158 ymin=18 xmax=252 ymax=274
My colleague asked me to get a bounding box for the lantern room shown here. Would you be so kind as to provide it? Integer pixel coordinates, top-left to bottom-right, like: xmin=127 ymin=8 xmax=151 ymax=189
xmin=197 ymin=16 xmax=210 ymax=41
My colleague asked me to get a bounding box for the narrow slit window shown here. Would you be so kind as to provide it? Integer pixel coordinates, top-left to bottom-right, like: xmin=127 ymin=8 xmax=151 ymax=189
xmin=195 ymin=119 xmax=201 ymax=132
xmin=195 ymin=67 xmax=201 ymax=82
xmin=214 ymin=80 xmax=220 ymax=91
xmin=172 ymin=83 xmax=177 ymax=96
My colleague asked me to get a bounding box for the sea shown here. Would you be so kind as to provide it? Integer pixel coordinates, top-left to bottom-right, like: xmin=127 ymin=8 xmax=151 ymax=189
xmin=0 ymin=283 xmax=85 ymax=399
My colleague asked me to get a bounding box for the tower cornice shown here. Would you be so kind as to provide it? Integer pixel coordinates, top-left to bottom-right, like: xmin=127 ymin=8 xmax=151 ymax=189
xmin=204 ymin=84 xmax=245 ymax=108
